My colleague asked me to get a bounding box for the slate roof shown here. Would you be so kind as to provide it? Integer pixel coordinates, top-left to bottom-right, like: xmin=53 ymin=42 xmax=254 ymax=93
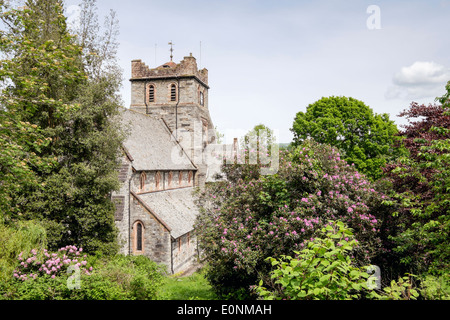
xmin=135 ymin=188 xmax=200 ymax=239
xmin=119 ymin=108 xmax=196 ymax=171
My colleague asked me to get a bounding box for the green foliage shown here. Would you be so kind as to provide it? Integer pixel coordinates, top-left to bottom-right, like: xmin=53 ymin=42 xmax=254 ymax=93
xmin=0 ymin=221 xmax=47 ymax=298
xmin=254 ymin=221 xmax=424 ymax=301
xmin=157 ymin=268 xmax=217 ymax=300
xmin=241 ymin=123 xmax=276 ymax=154
xmin=381 ymin=98 xmax=450 ymax=275
xmin=254 ymin=221 xmax=371 ymax=300
xmin=419 ymin=273 xmax=450 ymax=300
xmin=90 ymin=254 xmax=165 ymax=300
xmin=0 ymin=0 xmax=125 ymax=254
xmin=196 ymin=140 xmax=388 ymax=299
xmin=4 ymin=253 xmax=164 ymax=300
xmin=291 ymin=96 xmax=404 ymax=180
xmin=377 ymin=274 xmax=419 ymax=300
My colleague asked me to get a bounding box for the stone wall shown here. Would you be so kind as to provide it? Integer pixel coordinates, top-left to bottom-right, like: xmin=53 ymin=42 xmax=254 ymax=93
xmin=130 ymin=78 xmax=208 ymax=112
xmin=130 ymin=194 xmax=172 ymax=271
xmin=131 ymin=54 xmax=208 ymax=85
xmin=112 ymin=155 xmax=132 ymax=255
xmin=132 ymin=170 xmax=195 ymax=194
xmin=172 ymin=232 xmax=198 ymax=275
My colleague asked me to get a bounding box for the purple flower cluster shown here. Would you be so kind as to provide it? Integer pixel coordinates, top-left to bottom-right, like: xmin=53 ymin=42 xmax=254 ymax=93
xmin=197 ymin=141 xmax=388 ymax=273
xmin=13 ymin=245 xmax=92 ymax=281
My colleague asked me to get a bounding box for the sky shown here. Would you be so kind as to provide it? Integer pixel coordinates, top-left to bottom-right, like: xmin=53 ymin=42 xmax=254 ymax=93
xmin=64 ymin=0 xmax=450 ymax=143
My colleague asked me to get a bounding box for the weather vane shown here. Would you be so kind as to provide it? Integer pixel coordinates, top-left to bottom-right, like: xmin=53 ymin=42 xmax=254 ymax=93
xmin=168 ymin=41 xmax=174 ymax=61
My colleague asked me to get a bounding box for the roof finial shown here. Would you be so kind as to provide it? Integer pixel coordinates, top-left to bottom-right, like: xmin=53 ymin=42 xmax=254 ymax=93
xmin=168 ymin=41 xmax=174 ymax=61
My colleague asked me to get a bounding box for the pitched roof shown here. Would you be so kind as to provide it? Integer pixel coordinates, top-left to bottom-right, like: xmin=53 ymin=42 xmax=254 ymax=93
xmin=119 ymin=108 xmax=196 ymax=171
xmin=134 ymin=188 xmax=200 ymax=239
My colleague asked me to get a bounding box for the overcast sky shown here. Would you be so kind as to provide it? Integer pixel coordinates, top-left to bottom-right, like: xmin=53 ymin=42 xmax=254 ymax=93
xmin=65 ymin=0 xmax=450 ymax=143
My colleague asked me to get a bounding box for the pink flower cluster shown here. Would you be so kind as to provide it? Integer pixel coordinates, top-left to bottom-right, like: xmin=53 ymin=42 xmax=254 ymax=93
xmin=13 ymin=245 xmax=92 ymax=281
xmin=199 ymin=142 xmax=387 ymax=271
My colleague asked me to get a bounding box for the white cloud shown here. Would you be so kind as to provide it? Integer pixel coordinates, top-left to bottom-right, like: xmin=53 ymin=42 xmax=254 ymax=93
xmin=393 ymin=61 xmax=450 ymax=86
xmin=386 ymin=61 xmax=450 ymax=100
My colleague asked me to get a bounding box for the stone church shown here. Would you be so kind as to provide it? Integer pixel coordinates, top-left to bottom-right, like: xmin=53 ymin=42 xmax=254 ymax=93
xmin=112 ymin=53 xmax=216 ymax=274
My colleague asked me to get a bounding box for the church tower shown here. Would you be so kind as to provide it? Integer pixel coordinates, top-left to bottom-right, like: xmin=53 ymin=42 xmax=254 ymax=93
xmin=129 ymin=53 xmax=216 ymax=186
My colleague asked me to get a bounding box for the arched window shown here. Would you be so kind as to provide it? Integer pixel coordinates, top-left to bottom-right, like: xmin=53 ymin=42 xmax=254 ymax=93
xmin=136 ymin=223 xmax=143 ymax=251
xmin=133 ymin=221 xmax=144 ymax=254
xmin=140 ymin=172 xmax=146 ymax=191
xmin=170 ymin=84 xmax=177 ymax=102
xmin=199 ymin=91 xmax=204 ymax=106
xmin=148 ymin=84 xmax=155 ymax=103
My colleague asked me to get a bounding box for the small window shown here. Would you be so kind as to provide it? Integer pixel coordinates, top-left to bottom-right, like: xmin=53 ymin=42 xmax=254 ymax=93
xmin=170 ymin=84 xmax=177 ymax=102
xmin=148 ymin=85 xmax=155 ymax=103
xmin=199 ymin=91 xmax=204 ymax=106
xmin=155 ymin=171 xmax=161 ymax=189
xmin=140 ymin=172 xmax=146 ymax=191
xmin=136 ymin=223 xmax=143 ymax=251
xmin=188 ymin=171 xmax=193 ymax=185
xmin=168 ymin=171 xmax=173 ymax=188
xmin=178 ymin=171 xmax=183 ymax=186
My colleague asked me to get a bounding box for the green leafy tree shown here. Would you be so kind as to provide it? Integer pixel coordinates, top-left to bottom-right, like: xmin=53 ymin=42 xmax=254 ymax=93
xmin=381 ymin=85 xmax=450 ymax=275
xmin=0 ymin=0 xmax=124 ymax=254
xmin=240 ymin=124 xmax=277 ymax=172
xmin=291 ymin=96 xmax=403 ymax=180
xmin=241 ymin=124 xmax=275 ymax=152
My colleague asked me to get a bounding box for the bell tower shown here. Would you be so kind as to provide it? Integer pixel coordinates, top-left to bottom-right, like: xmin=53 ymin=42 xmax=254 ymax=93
xmin=129 ymin=53 xmax=216 ymax=186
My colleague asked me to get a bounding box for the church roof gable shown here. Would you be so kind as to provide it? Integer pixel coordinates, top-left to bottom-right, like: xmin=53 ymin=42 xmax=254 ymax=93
xmin=135 ymin=188 xmax=199 ymax=239
xmin=119 ymin=108 xmax=196 ymax=171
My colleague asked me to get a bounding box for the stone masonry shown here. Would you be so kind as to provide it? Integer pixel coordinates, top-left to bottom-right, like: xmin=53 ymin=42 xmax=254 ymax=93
xmin=129 ymin=54 xmax=216 ymax=187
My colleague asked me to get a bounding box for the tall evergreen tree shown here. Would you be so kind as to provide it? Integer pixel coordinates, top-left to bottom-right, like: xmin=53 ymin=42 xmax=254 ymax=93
xmin=0 ymin=0 xmax=125 ymax=254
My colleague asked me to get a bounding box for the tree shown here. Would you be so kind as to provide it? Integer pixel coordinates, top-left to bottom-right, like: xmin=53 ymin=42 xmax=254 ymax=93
xmin=381 ymin=96 xmax=450 ymax=275
xmin=241 ymin=124 xmax=275 ymax=151
xmin=291 ymin=96 xmax=403 ymax=180
xmin=240 ymin=124 xmax=277 ymax=171
xmin=0 ymin=0 xmax=124 ymax=254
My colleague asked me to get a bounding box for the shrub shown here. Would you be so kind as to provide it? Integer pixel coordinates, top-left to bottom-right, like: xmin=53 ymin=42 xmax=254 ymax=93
xmin=10 ymin=272 xmax=129 ymax=300
xmin=381 ymin=101 xmax=450 ymax=275
xmin=254 ymin=221 xmax=371 ymax=300
xmin=196 ymin=140 xmax=389 ymax=298
xmin=418 ymin=273 xmax=450 ymax=300
xmin=0 ymin=220 xmax=47 ymax=299
xmin=13 ymin=245 xmax=91 ymax=282
xmin=94 ymin=254 xmax=165 ymax=300
xmin=7 ymin=248 xmax=164 ymax=300
xmin=255 ymin=221 xmax=423 ymax=301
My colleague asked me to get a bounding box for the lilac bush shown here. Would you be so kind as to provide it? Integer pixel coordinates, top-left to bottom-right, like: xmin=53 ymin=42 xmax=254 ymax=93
xmin=195 ymin=140 xmax=390 ymax=298
xmin=13 ymin=245 xmax=92 ymax=281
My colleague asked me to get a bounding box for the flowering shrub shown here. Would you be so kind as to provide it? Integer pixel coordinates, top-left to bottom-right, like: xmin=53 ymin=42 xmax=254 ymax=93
xmin=9 ymin=251 xmax=164 ymax=300
xmin=254 ymin=221 xmax=371 ymax=300
xmin=13 ymin=245 xmax=91 ymax=281
xmin=196 ymin=140 xmax=390 ymax=298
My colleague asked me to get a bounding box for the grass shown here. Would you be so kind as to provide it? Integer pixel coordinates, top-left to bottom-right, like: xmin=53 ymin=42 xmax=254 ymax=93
xmin=156 ymin=268 xmax=217 ymax=300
